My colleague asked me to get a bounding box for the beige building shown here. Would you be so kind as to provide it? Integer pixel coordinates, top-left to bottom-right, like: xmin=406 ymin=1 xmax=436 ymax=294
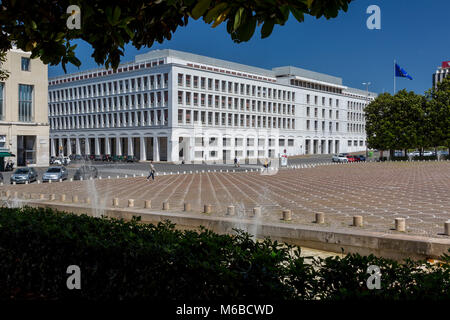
xmin=0 ymin=48 xmax=49 ymax=168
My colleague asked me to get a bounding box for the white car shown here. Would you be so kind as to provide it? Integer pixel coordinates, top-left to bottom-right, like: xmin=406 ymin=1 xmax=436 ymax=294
xmin=63 ymin=156 xmax=71 ymax=165
xmin=332 ymin=154 xmax=348 ymax=163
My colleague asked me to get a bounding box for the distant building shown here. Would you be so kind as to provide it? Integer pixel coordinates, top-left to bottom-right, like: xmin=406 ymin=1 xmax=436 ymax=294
xmin=0 ymin=48 xmax=49 ymax=169
xmin=433 ymin=61 xmax=450 ymax=89
xmin=48 ymin=49 xmax=375 ymax=163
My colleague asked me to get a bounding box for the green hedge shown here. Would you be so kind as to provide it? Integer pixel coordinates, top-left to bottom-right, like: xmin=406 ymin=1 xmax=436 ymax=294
xmin=0 ymin=207 xmax=449 ymax=300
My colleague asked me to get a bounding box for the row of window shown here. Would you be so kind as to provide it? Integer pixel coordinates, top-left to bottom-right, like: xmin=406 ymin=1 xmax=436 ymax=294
xmin=177 ymin=109 xmax=295 ymax=130
xmin=50 ymin=109 xmax=168 ymax=130
xmin=306 ymin=107 xmax=339 ymax=120
xmin=194 ymin=137 xmax=295 ymax=148
xmin=177 ymin=91 xmax=295 ymax=115
xmin=49 ymin=73 xmax=169 ymax=102
xmin=348 ymin=140 xmax=365 ymax=147
xmin=178 ymin=73 xmax=295 ymax=101
xmin=306 ymin=120 xmax=340 ymax=132
xmin=49 ymin=91 xmax=169 ymax=116
xmin=347 ymin=123 xmax=365 ymax=133
xmin=306 ymin=94 xmax=340 ymax=107
xmin=290 ymin=79 xmax=343 ymax=94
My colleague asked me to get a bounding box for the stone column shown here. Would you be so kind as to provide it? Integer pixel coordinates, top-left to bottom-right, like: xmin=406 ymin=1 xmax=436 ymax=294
xmin=140 ymin=136 xmax=146 ymax=161
xmin=75 ymin=137 xmax=81 ymax=155
xmin=116 ymin=137 xmax=122 ymax=156
xmin=105 ymin=137 xmax=111 ymax=155
xmin=58 ymin=138 xmax=63 ymax=156
xmin=128 ymin=137 xmax=134 ymax=156
xmin=50 ymin=138 xmax=56 ymax=157
xmin=67 ymin=138 xmax=72 ymax=155
xmin=94 ymin=137 xmax=100 ymax=155
xmin=153 ymin=137 xmax=160 ymax=161
xmin=85 ymin=138 xmax=90 ymax=155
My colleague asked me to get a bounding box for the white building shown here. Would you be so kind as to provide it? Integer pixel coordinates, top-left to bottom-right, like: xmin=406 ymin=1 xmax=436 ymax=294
xmin=432 ymin=61 xmax=450 ymax=89
xmin=48 ymin=49 xmax=375 ymax=163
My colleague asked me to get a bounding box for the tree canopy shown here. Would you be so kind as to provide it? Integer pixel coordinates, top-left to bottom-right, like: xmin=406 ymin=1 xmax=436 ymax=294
xmin=365 ymin=78 xmax=450 ymax=153
xmin=0 ymin=0 xmax=352 ymax=77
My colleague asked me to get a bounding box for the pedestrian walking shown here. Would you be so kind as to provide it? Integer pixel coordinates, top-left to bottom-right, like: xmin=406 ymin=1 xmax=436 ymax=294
xmin=234 ymin=157 xmax=238 ymax=167
xmin=264 ymin=158 xmax=269 ymax=172
xmin=147 ymin=161 xmax=156 ymax=181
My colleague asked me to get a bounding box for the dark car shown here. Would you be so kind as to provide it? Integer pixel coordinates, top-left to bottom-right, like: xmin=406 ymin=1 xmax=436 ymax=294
xmin=126 ymin=155 xmax=139 ymax=163
xmin=355 ymin=155 xmax=366 ymax=162
xmin=10 ymin=167 xmax=38 ymax=184
xmin=94 ymin=155 xmax=103 ymax=161
xmin=102 ymin=154 xmax=112 ymax=162
xmin=0 ymin=172 xmax=3 ymax=183
xmin=74 ymin=154 xmax=83 ymax=161
xmin=73 ymin=165 xmax=98 ymax=181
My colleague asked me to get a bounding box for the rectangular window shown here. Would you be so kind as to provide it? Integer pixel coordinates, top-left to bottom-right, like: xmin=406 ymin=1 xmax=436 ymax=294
xmin=18 ymin=84 xmax=33 ymax=122
xmin=21 ymin=57 xmax=30 ymax=71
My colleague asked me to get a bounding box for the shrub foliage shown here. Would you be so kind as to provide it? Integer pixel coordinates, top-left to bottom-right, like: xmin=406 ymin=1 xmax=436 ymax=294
xmin=0 ymin=207 xmax=449 ymax=300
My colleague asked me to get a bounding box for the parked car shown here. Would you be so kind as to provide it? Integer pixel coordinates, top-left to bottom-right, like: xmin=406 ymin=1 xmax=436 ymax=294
xmin=94 ymin=155 xmax=103 ymax=161
xmin=332 ymin=154 xmax=348 ymax=163
xmin=10 ymin=167 xmax=38 ymax=184
xmin=355 ymin=155 xmax=366 ymax=162
xmin=346 ymin=155 xmax=356 ymax=162
xmin=42 ymin=166 xmax=68 ymax=182
xmin=73 ymin=165 xmax=98 ymax=180
xmin=422 ymin=151 xmax=433 ymax=157
xmin=102 ymin=154 xmax=112 ymax=162
xmin=74 ymin=154 xmax=83 ymax=161
xmin=394 ymin=150 xmax=403 ymax=157
xmin=126 ymin=155 xmax=139 ymax=163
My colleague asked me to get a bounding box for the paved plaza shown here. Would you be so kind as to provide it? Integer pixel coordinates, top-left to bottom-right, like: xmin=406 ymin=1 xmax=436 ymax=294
xmin=2 ymin=161 xmax=449 ymax=238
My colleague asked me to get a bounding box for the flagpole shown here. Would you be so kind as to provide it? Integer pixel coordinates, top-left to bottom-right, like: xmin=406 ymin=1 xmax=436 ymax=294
xmin=393 ymin=59 xmax=396 ymax=94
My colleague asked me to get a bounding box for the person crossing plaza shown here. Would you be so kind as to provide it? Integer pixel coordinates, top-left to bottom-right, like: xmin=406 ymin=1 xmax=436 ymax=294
xmin=146 ymin=161 xmax=156 ymax=181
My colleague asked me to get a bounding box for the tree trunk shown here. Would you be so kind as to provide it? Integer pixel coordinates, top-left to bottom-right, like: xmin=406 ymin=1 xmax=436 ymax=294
xmin=380 ymin=150 xmax=384 ymax=161
xmin=389 ymin=149 xmax=394 ymax=159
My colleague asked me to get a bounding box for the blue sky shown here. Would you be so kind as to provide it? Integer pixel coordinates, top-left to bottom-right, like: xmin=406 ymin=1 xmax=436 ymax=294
xmin=49 ymin=0 xmax=450 ymax=95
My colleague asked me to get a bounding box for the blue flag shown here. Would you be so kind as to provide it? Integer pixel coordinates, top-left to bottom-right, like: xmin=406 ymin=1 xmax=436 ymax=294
xmin=395 ymin=63 xmax=413 ymax=80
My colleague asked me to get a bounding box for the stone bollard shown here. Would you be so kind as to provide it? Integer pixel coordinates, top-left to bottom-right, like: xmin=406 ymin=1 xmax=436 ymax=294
xmin=227 ymin=206 xmax=235 ymax=216
xmin=353 ymin=216 xmax=363 ymax=227
xmin=72 ymin=195 xmax=78 ymax=203
xmin=49 ymin=180 xmax=51 ymax=184
xmin=90 ymin=177 xmax=93 ymax=180
xmin=25 ymin=181 xmax=28 ymax=184
xmin=183 ymin=202 xmax=191 ymax=211
xmin=252 ymin=207 xmax=261 ymax=218
xmin=99 ymin=176 xmax=102 ymax=180
xmin=37 ymin=180 xmax=41 ymax=184
xmin=113 ymin=198 xmax=119 ymax=207
xmin=70 ymin=178 xmax=73 ymax=182
xmin=395 ymin=218 xmax=406 ymax=232
xmin=163 ymin=202 xmax=170 ymax=210
xmin=204 ymin=204 xmax=212 ymax=214
xmin=39 ymin=194 xmax=45 ymax=200
xmin=12 ymin=182 xmax=16 ymax=185
xmin=128 ymin=199 xmax=134 ymax=208
xmin=59 ymin=178 xmax=62 ymax=182
xmin=315 ymin=212 xmax=325 ymax=224
xmin=61 ymin=194 xmax=66 ymax=202
xmin=50 ymin=194 xmax=56 ymax=201
xmin=86 ymin=197 xmax=91 ymax=205
xmin=144 ymin=200 xmax=152 ymax=209
xmin=108 ymin=176 xmax=111 ymax=179
xmin=444 ymin=221 xmax=450 ymax=236
xmin=282 ymin=209 xmax=292 ymax=221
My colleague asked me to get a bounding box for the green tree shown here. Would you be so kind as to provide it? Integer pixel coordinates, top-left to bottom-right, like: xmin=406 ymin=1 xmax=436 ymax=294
xmin=0 ymin=0 xmax=352 ymax=79
xmin=425 ymin=76 xmax=450 ymax=154
xmin=365 ymin=90 xmax=425 ymax=157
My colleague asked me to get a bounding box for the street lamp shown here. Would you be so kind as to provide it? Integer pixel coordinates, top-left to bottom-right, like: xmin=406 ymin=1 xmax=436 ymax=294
xmin=362 ymin=82 xmax=371 ymax=159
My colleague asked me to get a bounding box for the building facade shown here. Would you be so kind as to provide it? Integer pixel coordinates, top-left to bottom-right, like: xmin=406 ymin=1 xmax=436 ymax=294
xmin=48 ymin=49 xmax=375 ymax=163
xmin=432 ymin=61 xmax=450 ymax=89
xmin=0 ymin=48 xmax=49 ymax=168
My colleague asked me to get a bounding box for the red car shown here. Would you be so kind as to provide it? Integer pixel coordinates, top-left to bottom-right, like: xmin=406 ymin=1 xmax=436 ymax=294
xmin=346 ymin=155 xmax=356 ymax=162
